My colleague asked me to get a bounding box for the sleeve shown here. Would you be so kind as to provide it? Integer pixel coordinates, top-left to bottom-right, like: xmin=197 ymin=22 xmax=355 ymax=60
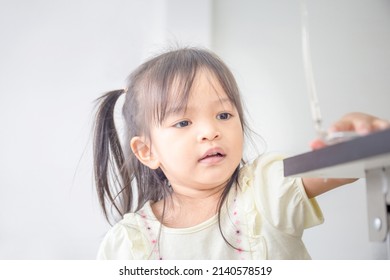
xmin=96 ymin=221 xmax=149 ymax=260
xmin=249 ymin=153 xmax=324 ymax=237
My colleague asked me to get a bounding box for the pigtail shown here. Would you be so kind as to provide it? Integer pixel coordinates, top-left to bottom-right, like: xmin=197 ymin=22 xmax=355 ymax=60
xmin=93 ymin=89 xmax=131 ymax=223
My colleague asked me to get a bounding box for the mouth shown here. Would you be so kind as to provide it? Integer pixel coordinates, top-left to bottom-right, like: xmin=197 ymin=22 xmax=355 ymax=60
xmin=199 ymin=148 xmax=226 ymax=162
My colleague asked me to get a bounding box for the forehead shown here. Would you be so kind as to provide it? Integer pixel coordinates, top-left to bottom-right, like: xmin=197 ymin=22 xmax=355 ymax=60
xmin=167 ymin=70 xmax=232 ymax=114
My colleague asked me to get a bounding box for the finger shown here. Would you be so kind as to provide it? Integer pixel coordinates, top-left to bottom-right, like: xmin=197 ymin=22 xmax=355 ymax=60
xmin=351 ymin=118 xmax=389 ymax=134
xmin=328 ymin=120 xmax=355 ymax=132
xmin=372 ymin=118 xmax=390 ymax=131
xmin=309 ymin=138 xmax=327 ymax=150
xmin=330 ymin=119 xmax=372 ymax=135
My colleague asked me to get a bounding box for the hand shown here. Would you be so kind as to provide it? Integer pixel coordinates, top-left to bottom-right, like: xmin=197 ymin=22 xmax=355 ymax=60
xmin=310 ymin=112 xmax=390 ymax=149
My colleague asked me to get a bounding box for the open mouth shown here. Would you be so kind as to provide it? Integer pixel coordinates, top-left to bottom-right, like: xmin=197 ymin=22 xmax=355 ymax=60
xmin=199 ymin=148 xmax=226 ymax=163
xmin=200 ymin=152 xmax=225 ymax=160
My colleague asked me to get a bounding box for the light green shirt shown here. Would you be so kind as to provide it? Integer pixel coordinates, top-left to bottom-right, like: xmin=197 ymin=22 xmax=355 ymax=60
xmin=97 ymin=153 xmax=323 ymax=260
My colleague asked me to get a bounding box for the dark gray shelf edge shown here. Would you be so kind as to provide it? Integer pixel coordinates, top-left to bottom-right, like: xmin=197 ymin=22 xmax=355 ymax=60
xmin=283 ymin=129 xmax=390 ymax=177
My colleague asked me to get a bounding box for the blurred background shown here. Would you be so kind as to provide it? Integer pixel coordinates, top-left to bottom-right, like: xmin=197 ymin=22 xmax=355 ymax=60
xmin=0 ymin=0 xmax=389 ymax=259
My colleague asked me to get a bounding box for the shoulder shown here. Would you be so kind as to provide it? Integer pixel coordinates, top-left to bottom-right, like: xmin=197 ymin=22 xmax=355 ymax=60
xmin=238 ymin=153 xmax=323 ymax=234
xmin=97 ymin=205 xmax=156 ymax=260
xmin=238 ymin=152 xmax=310 ymax=206
xmin=239 ymin=152 xmax=285 ymax=185
xmin=237 ymin=152 xmax=291 ymax=216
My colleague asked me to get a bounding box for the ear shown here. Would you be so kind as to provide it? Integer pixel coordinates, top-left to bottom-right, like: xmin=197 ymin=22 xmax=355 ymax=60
xmin=130 ymin=136 xmax=160 ymax=170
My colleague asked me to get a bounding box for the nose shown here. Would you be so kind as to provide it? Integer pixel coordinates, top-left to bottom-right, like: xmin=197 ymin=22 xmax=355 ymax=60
xmin=197 ymin=122 xmax=221 ymax=142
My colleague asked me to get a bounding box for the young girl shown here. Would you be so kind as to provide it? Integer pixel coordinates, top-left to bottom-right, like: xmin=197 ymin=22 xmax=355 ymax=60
xmin=93 ymin=47 xmax=389 ymax=260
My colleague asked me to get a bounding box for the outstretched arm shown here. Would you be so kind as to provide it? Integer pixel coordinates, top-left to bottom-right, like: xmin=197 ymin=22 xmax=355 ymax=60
xmin=302 ymin=112 xmax=390 ymax=198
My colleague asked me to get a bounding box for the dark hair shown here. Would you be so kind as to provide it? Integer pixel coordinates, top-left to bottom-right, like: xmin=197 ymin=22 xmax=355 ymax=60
xmin=93 ymin=48 xmax=251 ymax=242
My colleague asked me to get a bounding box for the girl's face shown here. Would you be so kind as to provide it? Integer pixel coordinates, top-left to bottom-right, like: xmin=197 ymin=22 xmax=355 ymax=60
xmin=148 ymin=71 xmax=244 ymax=196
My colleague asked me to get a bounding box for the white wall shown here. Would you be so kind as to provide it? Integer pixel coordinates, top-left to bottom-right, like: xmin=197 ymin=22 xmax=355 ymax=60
xmin=0 ymin=0 xmax=161 ymax=259
xmin=0 ymin=0 xmax=211 ymax=259
xmin=1 ymin=0 xmax=389 ymax=260
xmin=212 ymin=0 xmax=390 ymax=259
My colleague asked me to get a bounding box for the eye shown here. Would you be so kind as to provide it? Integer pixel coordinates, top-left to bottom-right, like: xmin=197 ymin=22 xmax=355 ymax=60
xmin=174 ymin=120 xmax=192 ymax=128
xmin=217 ymin=112 xmax=232 ymax=120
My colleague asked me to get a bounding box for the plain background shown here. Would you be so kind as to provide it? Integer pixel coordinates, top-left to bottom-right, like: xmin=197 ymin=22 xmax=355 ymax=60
xmin=0 ymin=0 xmax=389 ymax=259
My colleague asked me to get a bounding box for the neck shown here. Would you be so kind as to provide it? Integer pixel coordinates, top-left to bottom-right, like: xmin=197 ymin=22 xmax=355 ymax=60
xmin=152 ymin=183 xmax=227 ymax=228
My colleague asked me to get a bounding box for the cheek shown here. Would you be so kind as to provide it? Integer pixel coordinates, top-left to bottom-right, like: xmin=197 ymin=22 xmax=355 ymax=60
xmin=235 ymin=134 xmax=244 ymax=155
xmin=232 ymin=125 xmax=244 ymax=157
xmin=150 ymin=130 xmax=187 ymax=160
xmin=231 ymin=122 xmax=244 ymax=143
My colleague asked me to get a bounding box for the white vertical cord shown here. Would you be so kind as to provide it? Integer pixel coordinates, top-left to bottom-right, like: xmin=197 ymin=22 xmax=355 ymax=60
xmin=300 ymin=0 xmax=326 ymax=139
xmin=300 ymin=0 xmax=360 ymax=144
